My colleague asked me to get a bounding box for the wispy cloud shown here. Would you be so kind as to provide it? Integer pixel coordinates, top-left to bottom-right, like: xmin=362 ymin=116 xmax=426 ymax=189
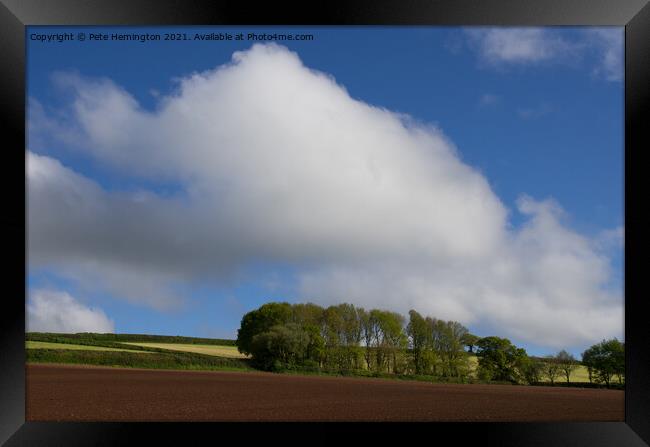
xmin=478 ymin=93 xmax=501 ymax=108
xmin=583 ymin=28 xmax=623 ymax=81
xmin=460 ymin=27 xmax=622 ymax=82
xmin=464 ymin=28 xmax=578 ymax=66
xmin=594 ymin=225 xmax=625 ymax=252
xmin=517 ymin=102 xmax=553 ymax=120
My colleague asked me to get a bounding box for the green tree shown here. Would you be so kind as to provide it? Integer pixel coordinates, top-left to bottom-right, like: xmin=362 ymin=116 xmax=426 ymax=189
xmin=236 ymin=302 xmax=292 ymax=356
xmin=301 ymin=323 xmax=325 ymax=368
xmin=582 ymin=338 xmax=624 ymax=387
xmin=369 ymin=309 xmax=388 ymax=372
xmin=290 ymin=303 xmax=324 ymax=327
xmin=249 ymin=323 xmax=307 ymax=370
xmin=461 ymin=333 xmax=480 ymax=353
xmin=406 ymin=310 xmax=429 ymax=374
xmin=613 ymin=340 xmax=625 ymax=384
xmin=364 ymin=310 xmax=398 ymax=373
xmin=322 ymin=305 xmax=344 ymax=369
xmin=436 ymin=321 xmax=470 ymax=378
xmin=542 ymin=356 xmax=561 ymax=385
xmin=521 ymin=357 xmax=545 ymax=385
xmin=555 ymin=350 xmax=578 ymax=384
xmin=428 ymin=317 xmax=447 ymax=376
xmin=475 ymin=336 xmax=529 ymax=383
xmin=336 ymin=303 xmax=363 ymax=370
xmin=379 ymin=311 xmax=406 ymax=374
xmin=358 ymin=308 xmax=375 ymax=370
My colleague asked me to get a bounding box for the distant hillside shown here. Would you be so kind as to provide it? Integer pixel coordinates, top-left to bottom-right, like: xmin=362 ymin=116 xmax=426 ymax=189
xmin=26 ymin=332 xmax=237 ymax=346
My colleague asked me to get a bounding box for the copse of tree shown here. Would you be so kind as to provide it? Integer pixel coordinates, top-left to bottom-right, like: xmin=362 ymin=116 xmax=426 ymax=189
xmin=236 ymin=301 xmax=602 ymax=387
xmin=237 ymin=302 xmax=472 ymax=378
xmin=581 ymin=338 xmax=625 ymax=387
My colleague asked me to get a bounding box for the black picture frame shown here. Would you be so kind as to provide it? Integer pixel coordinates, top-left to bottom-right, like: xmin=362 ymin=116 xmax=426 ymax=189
xmin=1 ymin=0 xmax=648 ymax=445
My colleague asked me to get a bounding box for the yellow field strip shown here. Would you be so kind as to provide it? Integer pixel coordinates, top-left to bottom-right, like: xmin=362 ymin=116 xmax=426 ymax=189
xmin=122 ymin=342 xmax=250 ymax=358
xmin=26 ymin=341 xmax=152 ymax=353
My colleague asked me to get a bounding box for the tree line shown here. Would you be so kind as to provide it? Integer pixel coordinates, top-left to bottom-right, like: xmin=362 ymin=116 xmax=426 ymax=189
xmin=27 ymin=332 xmax=237 ymax=346
xmin=236 ymin=302 xmax=624 ymax=386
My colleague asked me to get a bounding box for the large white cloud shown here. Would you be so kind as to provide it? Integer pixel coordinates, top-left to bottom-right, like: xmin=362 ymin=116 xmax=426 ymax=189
xmin=27 ymin=289 xmax=115 ymax=333
xmin=27 ymin=43 xmax=622 ymax=349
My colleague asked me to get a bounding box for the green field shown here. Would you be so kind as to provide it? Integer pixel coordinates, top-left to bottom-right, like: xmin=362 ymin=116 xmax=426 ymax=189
xmin=26 ymin=348 xmax=251 ymax=371
xmin=123 ymin=342 xmax=249 ymax=358
xmin=25 ymin=332 xmax=251 ymax=372
xmin=548 ymin=365 xmax=591 ymax=383
xmin=26 ymin=341 xmax=150 ymax=353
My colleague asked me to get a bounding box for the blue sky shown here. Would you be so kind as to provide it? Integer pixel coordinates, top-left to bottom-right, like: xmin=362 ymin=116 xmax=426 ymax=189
xmin=26 ymin=26 xmax=623 ymax=357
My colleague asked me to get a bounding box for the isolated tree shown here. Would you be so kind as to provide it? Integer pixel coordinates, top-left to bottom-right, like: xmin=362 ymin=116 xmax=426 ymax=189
xmin=555 ymin=350 xmax=578 ymax=384
xmin=542 ymin=356 xmax=561 ymax=385
xmin=582 ymin=338 xmax=624 ymax=387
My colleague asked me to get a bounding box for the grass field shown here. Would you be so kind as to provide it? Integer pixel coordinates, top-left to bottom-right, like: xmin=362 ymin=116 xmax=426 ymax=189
xmin=550 ymin=365 xmax=591 ymax=383
xmin=123 ymin=342 xmax=249 ymax=358
xmin=26 ymin=341 xmax=150 ymax=353
xmin=25 ymin=333 xmax=251 ymax=372
xmin=26 ymin=348 xmax=252 ymax=371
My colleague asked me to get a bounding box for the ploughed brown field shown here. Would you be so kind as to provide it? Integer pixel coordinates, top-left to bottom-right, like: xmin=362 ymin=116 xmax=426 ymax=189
xmin=26 ymin=364 xmax=624 ymax=422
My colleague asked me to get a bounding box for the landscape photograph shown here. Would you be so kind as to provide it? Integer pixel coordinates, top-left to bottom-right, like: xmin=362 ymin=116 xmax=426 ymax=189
xmin=26 ymin=25 xmax=624 ymax=421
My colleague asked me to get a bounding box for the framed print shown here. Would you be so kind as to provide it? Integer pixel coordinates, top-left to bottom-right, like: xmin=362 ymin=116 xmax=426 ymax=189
xmin=1 ymin=0 xmax=648 ymax=445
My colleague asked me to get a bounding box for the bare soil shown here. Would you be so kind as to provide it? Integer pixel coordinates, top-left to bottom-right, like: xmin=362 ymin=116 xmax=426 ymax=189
xmin=26 ymin=363 xmax=624 ymax=421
